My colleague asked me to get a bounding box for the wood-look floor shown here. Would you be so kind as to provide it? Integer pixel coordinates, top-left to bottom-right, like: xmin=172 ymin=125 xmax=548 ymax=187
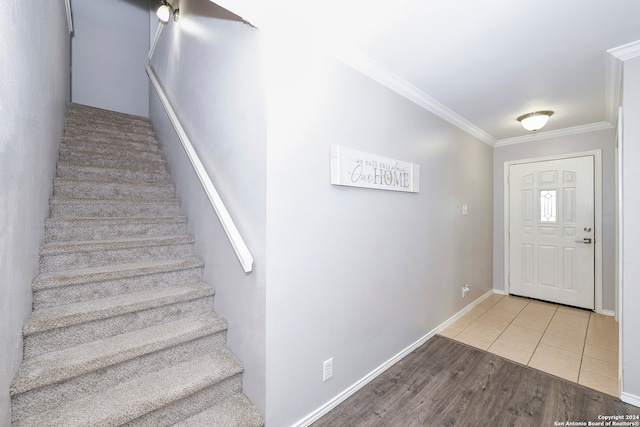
xmin=312 ymin=336 xmax=640 ymax=426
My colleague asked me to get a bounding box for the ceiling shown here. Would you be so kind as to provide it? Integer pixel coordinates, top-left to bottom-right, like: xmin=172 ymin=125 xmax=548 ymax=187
xmin=218 ymin=0 xmax=640 ymax=145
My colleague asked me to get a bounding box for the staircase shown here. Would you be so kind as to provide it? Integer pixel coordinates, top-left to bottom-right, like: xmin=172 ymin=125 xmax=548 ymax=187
xmin=10 ymin=103 xmax=264 ymax=426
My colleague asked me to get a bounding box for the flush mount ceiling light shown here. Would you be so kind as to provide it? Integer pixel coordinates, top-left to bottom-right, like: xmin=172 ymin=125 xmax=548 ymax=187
xmin=157 ymin=0 xmax=179 ymax=24
xmin=517 ymin=110 xmax=554 ymax=132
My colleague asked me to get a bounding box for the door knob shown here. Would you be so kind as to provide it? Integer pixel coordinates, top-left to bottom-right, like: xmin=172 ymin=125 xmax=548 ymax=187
xmin=584 ymin=226 xmax=592 ymax=232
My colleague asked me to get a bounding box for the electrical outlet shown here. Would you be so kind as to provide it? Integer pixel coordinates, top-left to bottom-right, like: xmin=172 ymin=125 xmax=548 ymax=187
xmin=323 ymin=358 xmax=333 ymax=382
xmin=462 ymin=205 xmax=469 ymax=216
xmin=462 ymin=285 xmax=470 ymax=298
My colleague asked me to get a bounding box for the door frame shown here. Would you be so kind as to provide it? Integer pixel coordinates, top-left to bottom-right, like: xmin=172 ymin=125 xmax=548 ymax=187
xmin=503 ymin=149 xmax=604 ymax=314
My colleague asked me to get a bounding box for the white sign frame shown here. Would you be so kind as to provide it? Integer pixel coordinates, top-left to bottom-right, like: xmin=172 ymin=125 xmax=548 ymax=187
xmin=331 ymin=145 xmax=419 ymax=193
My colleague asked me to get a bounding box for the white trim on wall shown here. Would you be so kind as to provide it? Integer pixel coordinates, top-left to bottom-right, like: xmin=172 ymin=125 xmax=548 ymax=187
xmin=617 ymin=105 xmax=624 ymax=396
xmin=149 ymin=21 xmax=164 ymax=60
xmin=502 ymin=150 xmax=604 ymax=314
xmin=65 ymin=0 xmax=73 ymax=34
xmin=146 ymin=63 xmax=255 ymax=273
xmin=621 ymin=392 xmax=640 ymax=408
xmin=495 ymin=122 xmax=614 ymax=147
xmin=606 ymin=41 xmax=640 ymax=129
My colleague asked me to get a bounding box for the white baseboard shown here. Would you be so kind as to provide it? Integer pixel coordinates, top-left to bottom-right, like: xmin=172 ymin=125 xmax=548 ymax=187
xmin=621 ymin=392 xmax=640 ymax=408
xmin=433 ymin=289 xmax=497 ymax=334
xmin=602 ymin=309 xmax=616 ymax=317
xmin=291 ymin=288 xmax=499 ymax=427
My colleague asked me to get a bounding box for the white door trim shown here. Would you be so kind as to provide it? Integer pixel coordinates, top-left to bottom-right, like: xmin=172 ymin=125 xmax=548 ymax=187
xmin=503 ymin=150 xmax=604 ymax=313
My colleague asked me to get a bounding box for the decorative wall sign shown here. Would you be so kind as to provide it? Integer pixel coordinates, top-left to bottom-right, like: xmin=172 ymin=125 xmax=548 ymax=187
xmin=331 ymin=145 xmax=420 ymax=193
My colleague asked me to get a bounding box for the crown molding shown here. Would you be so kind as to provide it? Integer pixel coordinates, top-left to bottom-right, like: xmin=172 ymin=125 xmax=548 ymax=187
xmin=608 ymin=39 xmax=640 ymax=61
xmin=606 ymin=52 xmax=623 ymax=126
xmin=494 ymin=122 xmax=614 ymax=147
xmin=605 ymin=40 xmax=640 ymax=126
xmin=329 ymin=46 xmax=497 ymax=147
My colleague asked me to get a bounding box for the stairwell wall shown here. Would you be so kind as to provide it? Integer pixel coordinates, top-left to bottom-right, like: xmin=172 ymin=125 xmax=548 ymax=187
xmin=0 ymin=1 xmax=70 ymax=424
xmin=264 ymin=31 xmax=494 ymax=425
xmin=148 ymin=0 xmax=267 ymax=414
xmin=72 ymin=0 xmax=150 ymax=117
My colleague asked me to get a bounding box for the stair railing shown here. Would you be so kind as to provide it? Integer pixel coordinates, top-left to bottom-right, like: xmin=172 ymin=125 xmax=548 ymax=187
xmin=146 ymin=63 xmax=254 ymax=273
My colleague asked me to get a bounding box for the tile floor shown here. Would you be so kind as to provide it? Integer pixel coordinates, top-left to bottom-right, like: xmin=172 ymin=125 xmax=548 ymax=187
xmin=439 ymin=293 xmax=619 ymax=396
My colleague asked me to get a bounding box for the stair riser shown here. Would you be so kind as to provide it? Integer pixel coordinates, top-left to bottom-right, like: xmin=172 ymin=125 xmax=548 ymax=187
xmin=59 ymin=150 xmax=165 ymax=170
xmin=65 ymin=127 xmax=156 ymax=143
xmin=66 ymin=117 xmax=154 ymax=133
xmin=24 ymin=296 xmax=215 ymax=358
xmin=12 ymin=332 xmax=228 ymax=422
xmin=127 ymin=374 xmax=243 ymax=427
xmin=65 ymin=119 xmax=154 ymax=135
xmin=45 ymin=221 xmax=188 ymax=243
xmin=33 ymin=268 xmax=204 ymax=309
xmin=53 ymin=182 xmax=175 ymax=200
xmin=57 ymin=164 xmax=170 ymax=184
xmin=40 ymin=243 xmax=195 ymax=272
xmin=66 ymin=109 xmax=151 ymax=129
xmin=61 ymin=138 xmax=160 ymax=155
xmin=65 ymin=120 xmax=155 ymax=136
xmin=50 ymin=202 xmax=181 ymax=218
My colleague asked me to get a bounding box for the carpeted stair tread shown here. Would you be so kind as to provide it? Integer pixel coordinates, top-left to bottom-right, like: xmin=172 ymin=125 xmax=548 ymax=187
xmin=11 ymin=313 xmax=228 ymax=396
xmin=41 ymin=234 xmax=194 ymax=256
xmin=45 ymin=215 xmax=188 ymax=228
xmin=49 ymin=197 xmax=180 ymax=218
xmin=53 ymin=178 xmax=175 ymax=199
xmin=12 ymin=349 xmax=244 ymax=427
xmin=65 ymin=119 xmax=155 ymax=134
xmin=57 ymin=167 xmax=170 ymax=185
xmin=58 ymin=145 xmax=167 ymax=169
xmin=67 ymin=103 xmax=150 ymax=123
xmin=39 ymin=235 xmax=196 ymax=272
xmin=44 ymin=215 xmax=188 ymax=241
xmin=58 ymin=145 xmax=166 ymax=167
xmin=50 ymin=196 xmax=180 ymax=206
xmin=33 ymin=256 xmax=204 ymax=290
xmin=57 ymin=161 xmax=169 ymax=179
xmin=65 ymin=115 xmax=154 ymax=130
xmin=65 ymin=125 xmax=156 ymax=142
xmin=59 ymin=141 xmax=162 ymax=158
xmin=65 ymin=115 xmax=154 ymax=131
xmin=63 ymin=130 xmax=158 ymax=147
xmin=23 ymin=283 xmax=214 ymax=335
xmin=174 ymin=393 xmax=264 ymax=427
xmin=61 ymin=136 xmax=161 ymax=154
xmin=50 ymin=197 xmax=182 ymax=218
xmin=43 ymin=216 xmax=189 ymax=243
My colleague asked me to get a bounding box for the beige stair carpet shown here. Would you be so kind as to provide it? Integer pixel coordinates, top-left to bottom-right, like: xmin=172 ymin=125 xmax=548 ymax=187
xmin=10 ymin=103 xmax=263 ymax=427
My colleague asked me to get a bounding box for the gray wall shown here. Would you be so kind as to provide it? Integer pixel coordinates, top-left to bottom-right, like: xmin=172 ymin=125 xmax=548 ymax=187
xmin=148 ymin=0 xmax=267 ymax=413
xmin=493 ymin=129 xmax=617 ymax=311
xmin=264 ymin=45 xmax=494 ymax=425
xmin=72 ymin=0 xmax=149 ymax=116
xmin=0 ymin=1 xmax=71 ymax=424
xmin=622 ymin=56 xmax=640 ymax=404
xmin=148 ymin=4 xmax=494 ymax=423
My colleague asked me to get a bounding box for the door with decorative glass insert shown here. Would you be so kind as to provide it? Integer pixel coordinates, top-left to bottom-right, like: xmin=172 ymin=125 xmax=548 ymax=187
xmin=509 ymin=156 xmax=595 ymax=309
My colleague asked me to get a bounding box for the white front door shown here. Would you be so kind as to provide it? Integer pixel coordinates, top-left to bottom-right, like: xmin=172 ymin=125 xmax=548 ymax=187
xmin=509 ymin=156 xmax=595 ymax=309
